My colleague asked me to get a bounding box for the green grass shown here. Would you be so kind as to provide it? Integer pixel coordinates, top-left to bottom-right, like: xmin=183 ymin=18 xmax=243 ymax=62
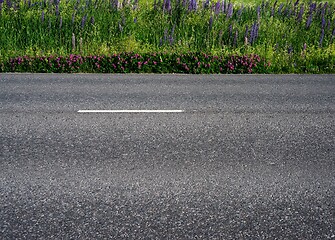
xmin=0 ymin=0 xmax=334 ymax=73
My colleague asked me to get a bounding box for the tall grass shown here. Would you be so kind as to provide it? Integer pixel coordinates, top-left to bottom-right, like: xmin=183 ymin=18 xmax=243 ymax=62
xmin=0 ymin=0 xmax=334 ymax=72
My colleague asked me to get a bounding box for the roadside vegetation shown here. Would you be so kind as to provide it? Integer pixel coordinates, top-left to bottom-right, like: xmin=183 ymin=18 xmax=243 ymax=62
xmin=0 ymin=0 xmax=334 ymax=73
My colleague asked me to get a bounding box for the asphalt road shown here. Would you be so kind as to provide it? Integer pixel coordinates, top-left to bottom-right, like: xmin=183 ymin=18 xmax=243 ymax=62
xmin=0 ymin=74 xmax=334 ymax=239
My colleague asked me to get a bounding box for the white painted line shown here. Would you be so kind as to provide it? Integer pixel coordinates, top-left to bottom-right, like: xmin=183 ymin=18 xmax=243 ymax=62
xmin=78 ymin=110 xmax=185 ymax=113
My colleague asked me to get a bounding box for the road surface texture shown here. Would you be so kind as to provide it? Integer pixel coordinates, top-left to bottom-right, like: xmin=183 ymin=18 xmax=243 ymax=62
xmin=1 ymin=74 xmax=334 ymax=239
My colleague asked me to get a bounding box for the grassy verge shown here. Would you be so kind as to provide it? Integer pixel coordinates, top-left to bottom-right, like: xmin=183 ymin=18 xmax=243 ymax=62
xmin=0 ymin=0 xmax=334 ymax=73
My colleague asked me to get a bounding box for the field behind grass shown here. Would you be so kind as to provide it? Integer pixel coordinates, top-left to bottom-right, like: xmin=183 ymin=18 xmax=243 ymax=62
xmin=0 ymin=0 xmax=334 ymax=73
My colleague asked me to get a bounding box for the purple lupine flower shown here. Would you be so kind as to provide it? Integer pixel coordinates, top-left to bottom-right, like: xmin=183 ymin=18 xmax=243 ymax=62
xmin=319 ymin=28 xmax=324 ymax=47
xmin=249 ymin=25 xmax=254 ymax=44
xmin=321 ymin=6 xmax=325 ymax=17
xmin=167 ymin=26 xmax=175 ymax=45
xmin=283 ymin=7 xmax=289 ymax=17
xmin=134 ymin=17 xmax=137 ymax=23
xmin=159 ymin=38 xmax=163 ymax=47
xmin=332 ymin=27 xmax=335 ymax=37
xmin=187 ymin=0 xmax=192 ymax=11
xmin=6 ymin=0 xmax=12 ymax=8
xmin=209 ymin=15 xmax=213 ymax=29
xmin=249 ymin=23 xmax=259 ymax=44
xmin=294 ymin=0 xmax=299 ymax=7
xmin=288 ymin=46 xmax=293 ymax=54
xmin=81 ymin=15 xmax=87 ymax=28
xmin=327 ymin=20 xmax=330 ymax=31
xmin=163 ymin=28 xmax=168 ymax=42
xmin=237 ymin=5 xmax=243 ymax=18
xmin=316 ymin=3 xmax=322 ymax=15
xmin=221 ymin=0 xmax=225 ymax=13
xmin=110 ymin=0 xmax=118 ymax=10
xmin=203 ymin=0 xmax=209 ymax=9
xmin=171 ymin=24 xmax=175 ymax=36
xmin=278 ymin=3 xmax=283 ymax=15
xmin=303 ymin=43 xmax=307 ymax=51
xmin=90 ymin=16 xmax=95 ymax=25
xmin=252 ymin=23 xmax=258 ymax=41
xmin=321 ymin=15 xmax=326 ymax=29
xmin=309 ymin=3 xmax=316 ymax=14
xmin=188 ymin=0 xmax=197 ymax=12
xmin=55 ymin=4 xmax=59 ymax=15
xmin=0 ymin=2 xmax=2 ymax=14
xmin=133 ymin=0 xmax=138 ymax=9
xmin=41 ymin=11 xmax=45 ymax=22
xmin=163 ymin=0 xmax=171 ymax=13
xmin=168 ymin=36 xmax=174 ymax=45
xmin=28 ymin=0 xmax=31 ymax=7
xmin=214 ymin=0 xmax=220 ymax=15
xmin=256 ymin=6 xmax=260 ymax=20
xmin=226 ymin=3 xmax=233 ymax=18
xmin=0 ymin=0 xmax=3 ymax=4
xmin=323 ymin=2 xmax=328 ymax=12
xmin=296 ymin=5 xmax=304 ymax=22
xmin=306 ymin=13 xmax=312 ymax=29
xmin=228 ymin=24 xmax=232 ymax=37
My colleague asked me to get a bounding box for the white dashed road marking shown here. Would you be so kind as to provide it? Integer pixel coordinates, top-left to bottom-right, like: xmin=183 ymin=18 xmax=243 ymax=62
xmin=78 ymin=110 xmax=185 ymax=113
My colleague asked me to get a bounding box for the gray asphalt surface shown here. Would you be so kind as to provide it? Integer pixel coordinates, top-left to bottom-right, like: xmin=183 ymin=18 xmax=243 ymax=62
xmin=0 ymin=74 xmax=334 ymax=239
